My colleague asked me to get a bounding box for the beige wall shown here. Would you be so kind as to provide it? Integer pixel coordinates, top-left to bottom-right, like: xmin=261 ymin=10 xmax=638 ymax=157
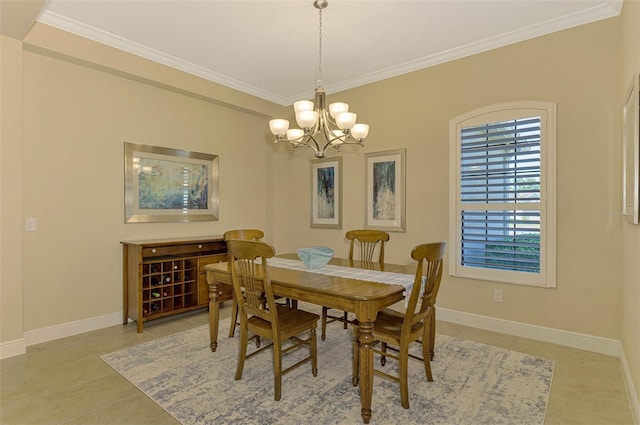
xmin=1 ymin=36 xmax=25 ymax=342
xmin=622 ymin=0 xmax=640 ymax=404
xmin=4 ymin=23 xmax=284 ymax=332
xmin=0 ymin=3 xmax=637 ymax=409
xmin=274 ymin=16 xmax=625 ymax=337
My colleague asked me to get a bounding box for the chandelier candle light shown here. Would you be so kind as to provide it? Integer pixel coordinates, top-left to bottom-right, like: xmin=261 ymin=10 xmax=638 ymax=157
xmin=269 ymin=0 xmax=369 ymax=158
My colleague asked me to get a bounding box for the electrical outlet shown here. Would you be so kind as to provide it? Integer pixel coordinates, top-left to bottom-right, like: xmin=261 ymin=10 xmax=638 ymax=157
xmin=493 ymin=289 xmax=503 ymax=303
xmin=26 ymin=217 xmax=37 ymax=231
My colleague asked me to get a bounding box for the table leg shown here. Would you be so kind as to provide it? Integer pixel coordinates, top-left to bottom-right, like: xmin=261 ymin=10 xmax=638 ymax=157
xmin=358 ymin=320 xmax=375 ymax=424
xmin=352 ymin=323 xmax=360 ymax=387
xmin=122 ymin=246 xmax=128 ymax=325
xmin=207 ymin=272 xmax=220 ymax=352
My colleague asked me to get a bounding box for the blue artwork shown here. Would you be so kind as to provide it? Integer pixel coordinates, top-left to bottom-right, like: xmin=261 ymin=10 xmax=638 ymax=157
xmin=316 ymin=166 xmax=335 ymax=219
xmin=373 ymin=161 xmax=396 ymax=220
xmin=138 ymin=159 xmax=209 ymax=210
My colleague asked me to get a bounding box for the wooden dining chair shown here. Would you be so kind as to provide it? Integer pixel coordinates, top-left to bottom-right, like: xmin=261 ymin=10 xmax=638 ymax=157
xmin=352 ymin=241 xmax=446 ymax=409
xmin=227 ymin=239 xmax=319 ymax=401
xmin=346 ymin=229 xmax=390 ymax=265
xmin=321 ymin=229 xmax=390 ymax=341
xmin=224 ymin=229 xmax=264 ymax=243
xmin=224 ymin=229 xmax=265 ymax=338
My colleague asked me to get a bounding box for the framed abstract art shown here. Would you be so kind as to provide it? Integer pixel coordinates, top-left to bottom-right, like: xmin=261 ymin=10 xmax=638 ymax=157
xmin=124 ymin=142 xmax=219 ymax=223
xmin=365 ymin=149 xmax=406 ymax=232
xmin=311 ymin=156 xmax=342 ymax=229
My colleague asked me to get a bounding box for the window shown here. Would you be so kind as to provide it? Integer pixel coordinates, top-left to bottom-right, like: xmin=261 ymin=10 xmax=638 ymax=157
xmin=449 ymin=102 xmax=556 ymax=287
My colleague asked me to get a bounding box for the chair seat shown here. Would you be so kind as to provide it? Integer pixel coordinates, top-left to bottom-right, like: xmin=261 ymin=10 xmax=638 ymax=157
xmin=377 ymin=307 xmax=404 ymax=323
xmin=374 ymin=308 xmax=424 ymax=339
xmin=249 ymin=305 xmax=319 ymax=338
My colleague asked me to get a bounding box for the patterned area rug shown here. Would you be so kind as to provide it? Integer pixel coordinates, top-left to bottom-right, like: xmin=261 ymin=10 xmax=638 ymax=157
xmin=101 ymin=306 xmax=554 ymax=425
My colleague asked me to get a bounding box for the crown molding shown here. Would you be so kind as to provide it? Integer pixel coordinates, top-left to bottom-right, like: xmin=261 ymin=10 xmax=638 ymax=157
xmin=36 ymin=11 xmax=288 ymax=105
xmin=37 ymin=0 xmax=622 ymax=107
xmin=317 ymin=0 xmax=623 ymax=102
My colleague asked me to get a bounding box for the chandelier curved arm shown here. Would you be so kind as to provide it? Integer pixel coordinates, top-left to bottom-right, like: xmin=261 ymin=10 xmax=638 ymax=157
xmin=293 ymin=133 xmax=322 ymax=153
xmin=274 ymin=126 xmax=364 ymax=158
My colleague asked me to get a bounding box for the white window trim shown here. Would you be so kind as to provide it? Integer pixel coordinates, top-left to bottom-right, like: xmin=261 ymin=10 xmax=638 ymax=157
xmin=448 ymin=101 xmax=557 ymax=287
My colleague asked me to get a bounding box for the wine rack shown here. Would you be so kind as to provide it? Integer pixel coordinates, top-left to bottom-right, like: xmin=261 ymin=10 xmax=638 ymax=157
xmin=122 ymin=236 xmax=231 ymax=332
xmin=141 ymin=258 xmax=199 ymax=317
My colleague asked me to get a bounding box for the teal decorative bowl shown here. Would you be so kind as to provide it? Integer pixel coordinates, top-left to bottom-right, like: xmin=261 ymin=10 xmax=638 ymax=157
xmin=297 ymin=246 xmax=334 ymax=269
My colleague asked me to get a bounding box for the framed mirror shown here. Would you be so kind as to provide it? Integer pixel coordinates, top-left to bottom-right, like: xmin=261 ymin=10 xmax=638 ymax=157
xmin=623 ymin=74 xmax=639 ymax=224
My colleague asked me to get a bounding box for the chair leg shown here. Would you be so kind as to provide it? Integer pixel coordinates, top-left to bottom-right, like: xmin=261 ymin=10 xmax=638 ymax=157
xmin=351 ymin=323 xmax=360 ymax=386
xmin=235 ymin=325 xmax=248 ymax=381
xmin=273 ymin=340 xmax=282 ymax=401
xmin=342 ymin=311 xmax=348 ymax=329
xmin=380 ymin=342 xmax=387 ymax=366
xmin=321 ymin=307 xmax=328 ymax=341
xmin=310 ymin=328 xmax=318 ymax=377
xmin=228 ymin=298 xmax=238 ymax=338
xmin=429 ymin=309 xmax=436 ymax=360
xmin=399 ymin=346 xmax=410 ymax=409
xmin=421 ymin=332 xmax=433 ymax=382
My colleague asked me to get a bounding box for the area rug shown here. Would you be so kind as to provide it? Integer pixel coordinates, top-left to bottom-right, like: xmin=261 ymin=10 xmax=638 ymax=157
xmin=101 ymin=306 xmax=554 ymax=425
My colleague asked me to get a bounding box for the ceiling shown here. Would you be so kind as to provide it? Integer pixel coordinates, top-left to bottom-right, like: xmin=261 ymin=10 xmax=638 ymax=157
xmin=32 ymin=0 xmax=622 ymax=106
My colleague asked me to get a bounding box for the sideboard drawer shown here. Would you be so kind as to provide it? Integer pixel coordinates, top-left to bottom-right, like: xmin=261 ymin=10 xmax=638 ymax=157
xmin=142 ymin=242 xmax=226 ymax=258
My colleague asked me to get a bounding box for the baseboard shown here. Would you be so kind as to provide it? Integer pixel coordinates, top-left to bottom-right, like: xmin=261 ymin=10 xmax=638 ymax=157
xmin=0 ymin=338 xmax=26 ymax=359
xmin=0 ymin=308 xmax=623 ymax=356
xmin=437 ymin=307 xmax=621 ymax=355
xmin=23 ymin=311 xmax=124 ymax=347
xmin=619 ymin=346 xmax=640 ymax=425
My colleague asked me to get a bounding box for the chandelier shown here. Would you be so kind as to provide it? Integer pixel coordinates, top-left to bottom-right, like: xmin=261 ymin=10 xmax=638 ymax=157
xmin=269 ymin=0 xmax=369 ymax=158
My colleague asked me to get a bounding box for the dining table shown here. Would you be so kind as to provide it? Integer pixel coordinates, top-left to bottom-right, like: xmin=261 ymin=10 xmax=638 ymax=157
xmin=205 ymin=253 xmax=415 ymax=424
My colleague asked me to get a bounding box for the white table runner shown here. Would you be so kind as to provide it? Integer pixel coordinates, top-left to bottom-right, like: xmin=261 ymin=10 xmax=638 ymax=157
xmin=261 ymin=257 xmax=418 ymax=304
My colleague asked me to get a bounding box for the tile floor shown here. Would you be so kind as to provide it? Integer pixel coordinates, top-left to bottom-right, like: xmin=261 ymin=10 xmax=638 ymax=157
xmin=0 ymin=304 xmax=635 ymax=425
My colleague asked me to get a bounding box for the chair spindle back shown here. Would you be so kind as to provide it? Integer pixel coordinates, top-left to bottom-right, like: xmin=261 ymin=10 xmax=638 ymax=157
xmin=227 ymin=240 xmax=278 ymax=328
xmin=402 ymin=242 xmax=446 ymax=335
xmin=346 ymin=229 xmax=390 ymax=264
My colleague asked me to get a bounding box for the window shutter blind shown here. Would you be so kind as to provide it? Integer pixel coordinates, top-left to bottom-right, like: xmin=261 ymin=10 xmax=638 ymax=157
xmin=459 ymin=117 xmax=541 ymax=273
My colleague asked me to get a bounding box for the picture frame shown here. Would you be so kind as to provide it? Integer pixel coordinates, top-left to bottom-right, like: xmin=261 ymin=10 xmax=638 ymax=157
xmin=365 ymin=149 xmax=406 ymax=232
xmin=124 ymin=142 xmax=219 ymax=223
xmin=623 ymin=74 xmax=640 ymax=225
xmin=311 ymin=156 xmax=342 ymax=229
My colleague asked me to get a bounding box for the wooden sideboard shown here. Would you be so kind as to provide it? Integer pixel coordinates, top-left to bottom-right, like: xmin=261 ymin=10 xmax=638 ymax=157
xmin=122 ymin=236 xmax=231 ymax=332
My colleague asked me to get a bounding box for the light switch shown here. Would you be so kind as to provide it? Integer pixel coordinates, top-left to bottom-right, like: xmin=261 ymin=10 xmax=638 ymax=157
xmin=26 ymin=217 xmax=37 ymax=231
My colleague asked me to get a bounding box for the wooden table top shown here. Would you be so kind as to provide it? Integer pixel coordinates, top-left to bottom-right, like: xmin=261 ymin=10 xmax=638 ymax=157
xmin=205 ymin=253 xmax=413 ymax=308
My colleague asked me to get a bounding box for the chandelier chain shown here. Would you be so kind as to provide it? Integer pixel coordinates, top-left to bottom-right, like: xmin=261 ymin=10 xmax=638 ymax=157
xmin=317 ymin=6 xmax=323 ymax=89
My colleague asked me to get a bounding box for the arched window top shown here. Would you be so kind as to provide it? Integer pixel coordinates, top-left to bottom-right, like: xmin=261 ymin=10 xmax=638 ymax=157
xmin=449 ymin=101 xmax=556 ymax=287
